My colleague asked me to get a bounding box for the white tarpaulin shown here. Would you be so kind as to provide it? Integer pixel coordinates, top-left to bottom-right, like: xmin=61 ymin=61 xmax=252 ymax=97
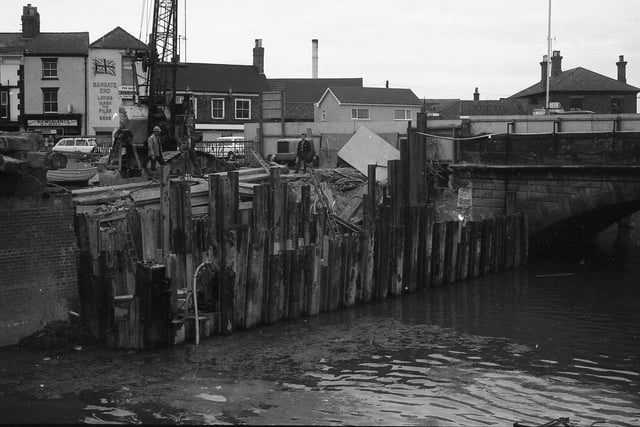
xmin=336 ymin=125 xmax=400 ymax=183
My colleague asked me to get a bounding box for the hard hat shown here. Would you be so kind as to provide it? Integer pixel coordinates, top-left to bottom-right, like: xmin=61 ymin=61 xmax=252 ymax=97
xmin=153 ymin=126 xmax=161 ymax=132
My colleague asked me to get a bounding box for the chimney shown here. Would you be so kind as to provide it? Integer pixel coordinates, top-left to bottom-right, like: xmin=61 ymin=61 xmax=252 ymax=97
xmin=312 ymin=39 xmax=318 ymax=79
xmin=21 ymin=4 xmax=40 ymax=39
xmin=473 ymin=87 xmax=480 ymax=101
xmin=253 ymin=39 xmax=264 ymax=74
xmin=540 ymin=54 xmax=549 ymax=86
xmin=616 ymin=55 xmax=627 ymax=83
xmin=551 ymin=50 xmax=562 ymax=77
xmin=385 ymin=80 xmax=389 ymax=88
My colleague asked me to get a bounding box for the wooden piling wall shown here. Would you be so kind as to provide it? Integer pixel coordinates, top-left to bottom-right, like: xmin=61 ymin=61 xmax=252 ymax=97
xmin=75 ymin=122 xmax=530 ymax=347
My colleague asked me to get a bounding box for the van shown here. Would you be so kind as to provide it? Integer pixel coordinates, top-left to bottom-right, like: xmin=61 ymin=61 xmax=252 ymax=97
xmin=52 ymin=137 xmax=97 ymax=154
xmin=273 ymin=138 xmax=301 ymax=165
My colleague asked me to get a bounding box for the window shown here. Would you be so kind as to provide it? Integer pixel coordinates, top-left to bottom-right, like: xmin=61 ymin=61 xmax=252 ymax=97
xmin=42 ymin=88 xmax=58 ymax=113
xmin=0 ymin=91 xmax=7 ymax=118
xmin=321 ymin=110 xmax=326 ymax=121
xmin=212 ymin=98 xmax=225 ymax=119
xmin=611 ymin=98 xmax=623 ymax=114
xmin=569 ymin=97 xmax=583 ymax=110
xmin=394 ymin=109 xmax=412 ymax=120
xmin=351 ymin=108 xmax=370 ymax=120
xmin=42 ymin=58 xmax=58 ymax=79
xmin=235 ymin=99 xmax=250 ymax=120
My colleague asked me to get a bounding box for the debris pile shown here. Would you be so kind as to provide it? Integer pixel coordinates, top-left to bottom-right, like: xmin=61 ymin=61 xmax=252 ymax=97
xmin=19 ymin=320 xmax=98 ymax=352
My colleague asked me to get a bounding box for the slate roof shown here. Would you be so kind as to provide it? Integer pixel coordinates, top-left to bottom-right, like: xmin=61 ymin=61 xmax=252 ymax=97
xmin=437 ymin=99 xmax=537 ymax=119
xmin=0 ymin=33 xmax=27 ymax=55
xmin=90 ymin=26 xmax=147 ymax=50
xmin=510 ymin=67 xmax=639 ymax=98
xmin=323 ymin=86 xmax=422 ymax=106
xmin=268 ymin=78 xmax=363 ymax=103
xmin=175 ymin=62 xmax=270 ymax=93
xmin=23 ymin=32 xmax=89 ymax=55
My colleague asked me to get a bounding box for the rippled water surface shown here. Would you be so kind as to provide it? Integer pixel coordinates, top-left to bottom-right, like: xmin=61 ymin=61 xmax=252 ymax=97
xmin=1 ymin=222 xmax=639 ymax=425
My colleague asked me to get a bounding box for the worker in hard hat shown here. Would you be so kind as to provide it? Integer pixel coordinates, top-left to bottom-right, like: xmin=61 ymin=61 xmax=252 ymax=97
xmin=147 ymin=125 xmax=165 ymax=171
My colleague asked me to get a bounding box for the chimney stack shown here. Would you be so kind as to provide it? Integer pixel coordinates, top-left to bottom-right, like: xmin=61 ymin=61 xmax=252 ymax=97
xmin=540 ymin=55 xmax=549 ymax=88
xmin=551 ymin=50 xmax=563 ymax=77
xmin=473 ymin=87 xmax=480 ymax=101
xmin=312 ymin=39 xmax=318 ymax=79
xmin=616 ymin=55 xmax=627 ymax=83
xmin=21 ymin=4 xmax=40 ymax=39
xmin=253 ymin=39 xmax=264 ymax=74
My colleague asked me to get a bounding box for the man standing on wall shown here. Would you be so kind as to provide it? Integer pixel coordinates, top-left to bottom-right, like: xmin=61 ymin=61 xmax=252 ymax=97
xmin=147 ymin=125 xmax=165 ymax=171
xmin=295 ymin=133 xmax=315 ymax=173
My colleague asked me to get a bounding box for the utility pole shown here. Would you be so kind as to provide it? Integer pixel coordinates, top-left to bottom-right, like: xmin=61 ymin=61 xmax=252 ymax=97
xmin=545 ymin=0 xmax=552 ymax=113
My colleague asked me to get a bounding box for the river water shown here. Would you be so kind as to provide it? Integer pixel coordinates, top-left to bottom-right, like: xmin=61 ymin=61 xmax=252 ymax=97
xmin=1 ymin=219 xmax=639 ymax=425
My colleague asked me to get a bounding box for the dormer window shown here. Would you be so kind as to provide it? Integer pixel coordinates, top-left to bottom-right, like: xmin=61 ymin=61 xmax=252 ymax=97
xmin=42 ymin=58 xmax=58 ymax=79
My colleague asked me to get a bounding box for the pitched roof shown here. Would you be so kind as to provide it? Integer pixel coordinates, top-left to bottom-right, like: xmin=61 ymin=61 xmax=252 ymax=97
xmin=437 ymin=99 xmax=537 ymax=119
xmin=23 ymin=32 xmax=89 ymax=55
xmin=510 ymin=67 xmax=639 ymax=98
xmin=175 ymin=62 xmax=270 ymax=93
xmin=90 ymin=27 xmax=147 ymax=50
xmin=322 ymin=86 xmax=421 ymax=106
xmin=268 ymin=78 xmax=363 ymax=103
xmin=0 ymin=33 xmax=27 ymax=55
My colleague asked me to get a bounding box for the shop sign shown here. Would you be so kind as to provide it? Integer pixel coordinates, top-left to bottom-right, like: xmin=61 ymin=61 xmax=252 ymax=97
xmin=119 ymin=85 xmax=135 ymax=99
xmin=27 ymin=119 xmax=78 ymax=127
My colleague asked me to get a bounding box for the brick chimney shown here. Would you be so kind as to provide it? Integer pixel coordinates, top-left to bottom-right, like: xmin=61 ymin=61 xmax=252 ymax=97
xmin=540 ymin=55 xmax=549 ymax=88
xmin=21 ymin=4 xmax=40 ymax=39
xmin=473 ymin=87 xmax=480 ymax=101
xmin=312 ymin=39 xmax=318 ymax=79
xmin=551 ymin=50 xmax=562 ymax=77
xmin=616 ymin=55 xmax=627 ymax=83
xmin=253 ymin=39 xmax=264 ymax=74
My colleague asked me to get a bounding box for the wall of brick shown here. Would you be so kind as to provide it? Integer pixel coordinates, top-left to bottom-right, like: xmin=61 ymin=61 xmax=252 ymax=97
xmin=0 ymin=192 xmax=78 ymax=346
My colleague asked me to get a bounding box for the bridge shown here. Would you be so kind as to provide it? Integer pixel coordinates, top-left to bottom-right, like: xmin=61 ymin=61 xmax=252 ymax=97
xmin=448 ymin=128 xmax=640 ymax=248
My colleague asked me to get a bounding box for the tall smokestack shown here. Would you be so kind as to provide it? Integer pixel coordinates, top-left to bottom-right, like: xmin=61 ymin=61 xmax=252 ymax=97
xmin=540 ymin=54 xmax=549 ymax=88
xmin=473 ymin=87 xmax=480 ymax=101
xmin=616 ymin=55 xmax=627 ymax=83
xmin=312 ymin=39 xmax=318 ymax=79
xmin=253 ymin=39 xmax=264 ymax=74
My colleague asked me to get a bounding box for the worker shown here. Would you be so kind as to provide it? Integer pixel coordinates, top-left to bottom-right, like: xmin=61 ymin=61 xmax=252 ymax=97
xmin=147 ymin=125 xmax=165 ymax=171
xmin=295 ymin=133 xmax=316 ymax=173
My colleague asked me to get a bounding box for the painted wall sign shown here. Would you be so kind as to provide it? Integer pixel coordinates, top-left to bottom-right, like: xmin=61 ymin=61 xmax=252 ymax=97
xmin=27 ymin=119 xmax=78 ymax=127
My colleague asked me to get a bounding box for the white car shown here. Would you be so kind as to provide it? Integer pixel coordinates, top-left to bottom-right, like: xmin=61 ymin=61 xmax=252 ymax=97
xmin=52 ymin=137 xmax=97 ymax=154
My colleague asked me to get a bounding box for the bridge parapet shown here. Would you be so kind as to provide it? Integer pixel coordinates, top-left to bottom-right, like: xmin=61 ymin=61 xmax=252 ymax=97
xmin=456 ymin=131 xmax=640 ymax=166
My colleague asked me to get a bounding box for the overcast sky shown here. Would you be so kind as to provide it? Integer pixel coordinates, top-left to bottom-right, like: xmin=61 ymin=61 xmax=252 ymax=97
xmin=2 ymin=0 xmax=639 ymax=105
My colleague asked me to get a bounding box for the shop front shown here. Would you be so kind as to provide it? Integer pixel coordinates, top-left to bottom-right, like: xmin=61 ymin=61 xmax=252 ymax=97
xmin=24 ymin=114 xmax=82 ymax=147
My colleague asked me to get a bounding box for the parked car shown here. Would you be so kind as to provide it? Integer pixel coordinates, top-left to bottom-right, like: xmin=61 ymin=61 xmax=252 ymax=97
xmin=52 ymin=137 xmax=97 ymax=154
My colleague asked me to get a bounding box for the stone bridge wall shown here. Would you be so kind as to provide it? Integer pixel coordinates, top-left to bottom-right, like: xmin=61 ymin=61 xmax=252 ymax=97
xmin=451 ymin=131 xmax=640 ymax=238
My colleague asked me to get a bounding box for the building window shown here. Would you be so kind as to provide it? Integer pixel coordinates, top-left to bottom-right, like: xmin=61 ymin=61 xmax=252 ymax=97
xmin=394 ymin=109 xmax=412 ymax=120
xmin=351 ymin=108 xmax=369 ymax=120
xmin=235 ymin=99 xmax=250 ymax=120
xmin=0 ymin=91 xmax=8 ymax=118
xmin=42 ymin=88 xmax=58 ymax=113
xmin=611 ymin=98 xmax=623 ymax=114
xmin=321 ymin=110 xmax=326 ymax=121
xmin=569 ymin=97 xmax=583 ymax=110
xmin=212 ymin=98 xmax=225 ymax=119
xmin=42 ymin=58 xmax=58 ymax=79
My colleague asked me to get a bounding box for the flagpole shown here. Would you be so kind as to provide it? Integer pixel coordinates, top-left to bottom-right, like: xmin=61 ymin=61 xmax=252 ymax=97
xmin=545 ymin=0 xmax=552 ymax=113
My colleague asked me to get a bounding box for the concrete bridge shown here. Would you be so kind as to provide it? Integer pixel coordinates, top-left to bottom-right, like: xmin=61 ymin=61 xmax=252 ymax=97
xmin=449 ymin=129 xmax=640 ymax=248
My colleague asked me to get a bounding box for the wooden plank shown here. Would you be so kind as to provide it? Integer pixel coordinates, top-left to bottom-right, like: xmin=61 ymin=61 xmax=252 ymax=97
xmin=282 ymin=245 xmax=294 ymax=319
xmin=431 ymin=222 xmax=445 ymax=287
xmin=344 ymin=233 xmax=359 ymax=307
xmin=221 ymin=226 xmax=237 ymax=333
xmin=513 ymin=212 xmax=522 ymax=267
xmin=375 ymin=206 xmax=391 ymax=299
xmin=309 ymin=241 xmax=322 ymax=315
xmin=421 ymin=207 xmax=435 ymax=290
xmin=234 ymin=225 xmax=250 ymax=329
xmin=320 ymin=234 xmax=330 ymax=311
xmin=267 ymin=253 xmax=283 ymax=324
xmin=456 ymin=222 xmax=470 ymax=281
xmin=521 ymin=211 xmax=529 ymax=267
xmin=404 ymin=206 xmax=420 ymax=293
xmin=472 ymin=221 xmax=482 ymax=278
xmin=269 ymin=167 xmax=283 ymax=254
xmin=245 ymin=228 xmax=267 ymax=328
xmin=505 ymin=215 xmax=515 ymax=269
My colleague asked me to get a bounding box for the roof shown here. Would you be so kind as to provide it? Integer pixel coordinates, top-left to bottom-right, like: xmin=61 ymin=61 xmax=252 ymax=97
xmin=321 ymin=86 xmax=422 ymax=106
xmin=0 ymin=33 xmax=27 ymax=55
xmin=510 ymin=67 xmax=639 ymax=98
xmin=437 ymin=99 xmax=537 ymax=119
xmin=90 ymin=27 xmax=147 ymax=50
xmin=176 ymin=62 xmax=270 ymax=93
xmin=23 ymin=32 xmax=89 ymax=56
xmin=268 ymin=78 xmax=363 ymax=103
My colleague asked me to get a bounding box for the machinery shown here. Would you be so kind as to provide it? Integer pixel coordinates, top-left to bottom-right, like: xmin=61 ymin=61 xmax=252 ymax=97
xmin=108 ymin=0 xmax=197 ymax=178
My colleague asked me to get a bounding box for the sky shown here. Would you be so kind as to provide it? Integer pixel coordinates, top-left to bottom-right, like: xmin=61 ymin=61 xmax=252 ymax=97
xmin=2 ymin=0 xmax=639 ymax=106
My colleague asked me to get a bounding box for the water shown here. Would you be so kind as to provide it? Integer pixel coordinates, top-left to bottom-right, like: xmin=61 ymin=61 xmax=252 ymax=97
xmin=1 ymin=220 xmax=639 ymax=425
